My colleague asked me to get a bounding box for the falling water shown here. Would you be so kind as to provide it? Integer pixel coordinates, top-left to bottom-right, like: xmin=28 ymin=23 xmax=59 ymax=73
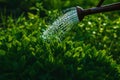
xmin=42 ymin=7 xmax=79 ymax=41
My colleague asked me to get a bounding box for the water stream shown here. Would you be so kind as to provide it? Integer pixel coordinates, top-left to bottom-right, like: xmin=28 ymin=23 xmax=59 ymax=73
xmin=42 ymin=7 xmax=79 ymax=41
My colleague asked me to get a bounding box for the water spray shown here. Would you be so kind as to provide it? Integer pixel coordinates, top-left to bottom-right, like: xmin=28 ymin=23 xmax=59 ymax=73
xmin=42 ymin=0 xmax=120 ymax=41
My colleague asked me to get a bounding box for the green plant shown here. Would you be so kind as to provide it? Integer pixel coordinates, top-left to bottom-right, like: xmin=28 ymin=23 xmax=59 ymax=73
xmin=0 ymin=0 xmax=120 ymax=80
xmin=0 ymin=11 xmax=120 ymax=80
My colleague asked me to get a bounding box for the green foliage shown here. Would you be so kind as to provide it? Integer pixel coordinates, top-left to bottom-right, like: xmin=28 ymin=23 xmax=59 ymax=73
xmin=70 ymin=14 xmax=120 ymax=63
xmin=0 ymin=0 xmax=120 ymax=80
xmin=0 ymin=0 xmax=120 ymax=10
xmin=0 ymin=12 xmax=120 ymax=80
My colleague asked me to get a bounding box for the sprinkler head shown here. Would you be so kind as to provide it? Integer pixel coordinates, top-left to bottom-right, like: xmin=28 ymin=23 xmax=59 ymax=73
xmin=76 ymin=6 xmax=85 ymax=21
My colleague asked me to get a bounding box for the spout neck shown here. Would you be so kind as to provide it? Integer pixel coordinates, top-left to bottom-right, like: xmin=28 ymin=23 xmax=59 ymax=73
xmin=83 ymin=2 xmax=120 ymax=16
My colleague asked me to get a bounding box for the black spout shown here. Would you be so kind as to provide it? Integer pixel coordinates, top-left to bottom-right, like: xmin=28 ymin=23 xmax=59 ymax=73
xmin=76 ymin=2 xmax=120 ymax=21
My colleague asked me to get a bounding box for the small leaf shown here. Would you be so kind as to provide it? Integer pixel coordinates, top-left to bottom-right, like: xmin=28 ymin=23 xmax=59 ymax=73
xmin=0 ymin=49 xmax=6 ymax=56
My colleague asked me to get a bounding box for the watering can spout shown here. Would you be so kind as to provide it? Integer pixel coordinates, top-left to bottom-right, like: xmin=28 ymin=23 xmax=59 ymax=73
xmin=76 ymin=2 xmax=120 ymax=21
xmin=76 ymin=6 xmax=84 ymax=21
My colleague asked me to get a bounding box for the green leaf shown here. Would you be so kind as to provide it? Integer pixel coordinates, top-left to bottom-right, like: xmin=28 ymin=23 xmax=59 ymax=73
xmin=0 ymin=49 xmax=6 ymax=56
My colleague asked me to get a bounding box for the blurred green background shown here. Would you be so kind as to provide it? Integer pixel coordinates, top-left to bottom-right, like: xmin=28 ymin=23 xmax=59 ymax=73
xmin=0 ymin=0 xmax=120 ymax=16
